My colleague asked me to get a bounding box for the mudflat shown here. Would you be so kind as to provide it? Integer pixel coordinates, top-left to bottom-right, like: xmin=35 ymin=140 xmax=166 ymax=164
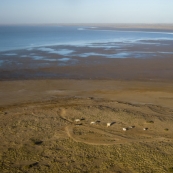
xmin=1 ymin=38 xmax=173 ymax=81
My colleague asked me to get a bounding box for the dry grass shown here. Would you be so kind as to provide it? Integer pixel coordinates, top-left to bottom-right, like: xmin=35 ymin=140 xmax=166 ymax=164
xmin=0 ymin=97 xmax=173 ymax=173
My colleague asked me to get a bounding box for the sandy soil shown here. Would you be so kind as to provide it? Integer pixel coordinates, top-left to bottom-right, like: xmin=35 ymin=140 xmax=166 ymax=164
xmin=0 ymin=80 xmax=173 ymax=173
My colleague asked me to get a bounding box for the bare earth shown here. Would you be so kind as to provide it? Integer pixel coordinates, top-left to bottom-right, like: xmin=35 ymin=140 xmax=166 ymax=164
xmin=0 ymin=79 xmax=173 ymax=173
xmin=0 ymin=25 xmax=173 ymax=173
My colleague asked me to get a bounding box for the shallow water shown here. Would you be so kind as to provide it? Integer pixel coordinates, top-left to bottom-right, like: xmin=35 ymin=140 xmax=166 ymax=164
xmin=3 ymin=53 xmax=17 ymax=56
xmin=0 ymin=60 xmax=4 ymax=66
xmin=58 ymin=58 xmax=70 ymax=62
xmin=30 ymin=55 xmax=45 ymax=60
xmin=37 ymin=47 xmax=74 ymax=55
xmin=0 ymin=26 xmax=173 ymax=71
xmin=0 ymin=26 xmax=173 ymax=52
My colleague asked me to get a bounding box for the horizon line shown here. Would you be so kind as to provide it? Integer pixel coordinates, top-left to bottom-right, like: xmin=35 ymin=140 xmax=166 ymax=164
xmin=1 ymin=23 xmax=173 ymax=26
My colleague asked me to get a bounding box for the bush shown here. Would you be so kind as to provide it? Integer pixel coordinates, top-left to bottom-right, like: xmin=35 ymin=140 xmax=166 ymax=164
xmin=146 ymin=120 xmax=154 ymax=123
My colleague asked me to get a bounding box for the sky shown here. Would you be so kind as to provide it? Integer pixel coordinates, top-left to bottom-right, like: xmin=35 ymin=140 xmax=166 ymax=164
xmin=0 ymin=0 xmax=173 ymax=24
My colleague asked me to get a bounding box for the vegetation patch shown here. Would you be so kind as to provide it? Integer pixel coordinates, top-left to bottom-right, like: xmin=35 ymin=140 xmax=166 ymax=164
xmin=168 ymin=167 xmax=173 ymax=172
xmin=29 ymin=162 xmax=39 ymax=168
xmin=30 ymin=138 xmax=43 ymax=145
xmin=146 ymin=120 xmax=154 ymax=123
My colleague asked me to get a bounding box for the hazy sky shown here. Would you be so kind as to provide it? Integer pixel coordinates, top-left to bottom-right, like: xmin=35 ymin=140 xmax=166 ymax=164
xmin=0 ymin=0 xmax=173 ymax=24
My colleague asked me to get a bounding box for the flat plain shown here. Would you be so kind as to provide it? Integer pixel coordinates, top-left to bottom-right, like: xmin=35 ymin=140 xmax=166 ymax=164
xmin=0 ymin=80 xmax=173 ymax=173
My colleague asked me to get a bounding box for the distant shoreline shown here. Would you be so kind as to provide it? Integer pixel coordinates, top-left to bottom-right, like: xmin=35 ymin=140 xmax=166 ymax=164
xmin=62 ymin=23 xmax=173 ymax=31
xmin=1 ymin=23 xmax=173 ymax=31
